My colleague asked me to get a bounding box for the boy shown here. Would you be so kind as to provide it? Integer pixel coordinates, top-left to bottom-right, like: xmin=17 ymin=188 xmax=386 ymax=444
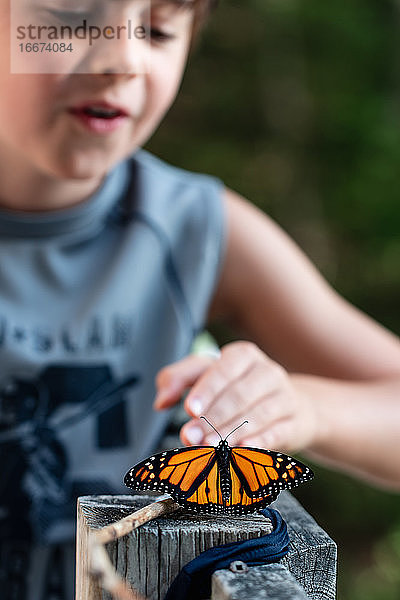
xmin=0 ymin=0 xmax=400 ymax=598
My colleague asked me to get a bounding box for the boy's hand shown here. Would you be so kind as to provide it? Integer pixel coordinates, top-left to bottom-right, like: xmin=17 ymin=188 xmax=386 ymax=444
xmin=154 ymin=341 xmax=319 ymax=453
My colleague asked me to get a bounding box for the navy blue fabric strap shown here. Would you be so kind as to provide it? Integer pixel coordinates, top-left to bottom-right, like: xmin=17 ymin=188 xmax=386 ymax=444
xmin=164 ymin=507 xmax=290 ymax=600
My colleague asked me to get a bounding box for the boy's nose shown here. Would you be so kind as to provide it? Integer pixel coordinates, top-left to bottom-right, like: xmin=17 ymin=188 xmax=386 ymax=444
xmin=85 ymin=34 xmax=151 ymax=76
xmin=74 ymin=2 xmax=152 ymax=76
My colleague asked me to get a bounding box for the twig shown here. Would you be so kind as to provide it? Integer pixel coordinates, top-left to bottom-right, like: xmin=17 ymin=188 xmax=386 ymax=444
xmin=89 ymin=540 xmax=140 ymax=600
xmin=88 ymin=497 xmax=180 ymax=600
xmin=94 ymin=497 xmax=179 ymax=545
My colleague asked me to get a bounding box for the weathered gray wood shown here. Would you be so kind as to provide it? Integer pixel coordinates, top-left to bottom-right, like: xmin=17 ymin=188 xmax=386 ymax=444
xmin=212 ymin=564 xmax=310 ymax=600
xmin=211 ymin=492 xmax=336 ymax=600
xmin=277 ymin=494 xmax=337 ymax=600
xmin=76 ymin=492 xmax=336 ymax=600
xmin=77 ymin=494 xmax=273 ymax=600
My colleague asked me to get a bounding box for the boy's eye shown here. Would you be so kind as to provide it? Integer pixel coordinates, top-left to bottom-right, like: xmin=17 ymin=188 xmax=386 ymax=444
xmin=47 ymin=9 xmax=96 ymax=26
xmin=45 ymin=11 xmax=176 ymax=44
xmin=149 ymin=27 xmax=176 ymax=44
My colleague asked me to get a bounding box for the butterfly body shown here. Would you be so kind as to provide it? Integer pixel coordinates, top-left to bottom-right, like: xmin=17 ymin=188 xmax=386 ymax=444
xmin=215 ymin=440 xmax=232 ymax=503
xmin=124 ymin=439 xmax=314 ymax=515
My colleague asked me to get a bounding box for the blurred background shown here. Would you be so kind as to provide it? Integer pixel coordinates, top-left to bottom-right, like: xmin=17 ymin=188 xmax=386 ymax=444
xmin=146 ymin=0 xmax=400 ymax=598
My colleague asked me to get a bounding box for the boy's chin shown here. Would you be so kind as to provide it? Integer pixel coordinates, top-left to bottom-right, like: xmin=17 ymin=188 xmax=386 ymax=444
xmin=46 ymin=149 xmax=125 ymax=181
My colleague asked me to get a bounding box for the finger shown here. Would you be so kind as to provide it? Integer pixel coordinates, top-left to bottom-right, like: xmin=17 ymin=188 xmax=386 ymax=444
xmin=182 ymin=408 xmax=293 ymax=450
xmin=154 ymin=354 xmax=215 ymax=410
xmin=184 ymin=341 xmax=266 ymax=418
xmin=180 ymin=417 xmax=222 ymax=447
xmin=180 ymin=418 xmax=208 ymax=446
xmin=241 ymin=419 xmax=295 ymax=453
xmin=197 ymin=361 xmax=289 ymax=440
xmin=205 ymin=394 xmax=292 ymax=446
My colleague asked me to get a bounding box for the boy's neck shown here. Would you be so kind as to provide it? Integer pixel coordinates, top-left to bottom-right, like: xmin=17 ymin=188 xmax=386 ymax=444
xmin=0 ymin=150 xmax=104 ymax=213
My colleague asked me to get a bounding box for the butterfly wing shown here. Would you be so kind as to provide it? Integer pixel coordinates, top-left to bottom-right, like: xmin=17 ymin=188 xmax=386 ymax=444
xmin=124 ymin=444 xmax=314 ymax=515
xmin=124 ymin=446 xmax=218 ymax=505
xmin=231 ymin=447 xmax=314 ymax=500
xmin=124 ymin=449 xmax=276 ymax=515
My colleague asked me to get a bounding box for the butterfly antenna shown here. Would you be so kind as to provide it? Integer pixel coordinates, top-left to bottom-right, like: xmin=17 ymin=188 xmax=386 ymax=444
xmin=200 ymin=416 xmax=223 ymax=441
xmin=225 ymin=420 xmax=249 ymax=441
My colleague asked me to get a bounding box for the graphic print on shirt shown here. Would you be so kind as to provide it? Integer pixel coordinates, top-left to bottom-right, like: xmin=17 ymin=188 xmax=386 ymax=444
xmin=0 ymin=313 xmax=135 ymax=355
xmin=0 ymin=365 xmax=139 ymax=543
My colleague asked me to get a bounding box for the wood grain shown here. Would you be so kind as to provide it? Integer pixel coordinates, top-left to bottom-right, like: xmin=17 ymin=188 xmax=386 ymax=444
xmin=76 ymin=492 xmax=336 ymax=600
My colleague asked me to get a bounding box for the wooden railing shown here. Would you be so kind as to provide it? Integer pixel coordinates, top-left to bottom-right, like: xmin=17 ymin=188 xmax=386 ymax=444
xmin=76 ymin=491 xmax=336 ymax=600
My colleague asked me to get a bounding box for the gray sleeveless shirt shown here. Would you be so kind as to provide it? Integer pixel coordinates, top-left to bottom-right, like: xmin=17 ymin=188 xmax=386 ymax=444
xmin=0 ymin=150 xmax=225 ymax=543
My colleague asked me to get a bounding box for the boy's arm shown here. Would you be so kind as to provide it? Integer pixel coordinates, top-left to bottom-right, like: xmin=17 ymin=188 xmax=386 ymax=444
xmin=210 ymin=188 xmax=400 ymax=378
xmin=155 ymin=188 xmax=400 ymax=489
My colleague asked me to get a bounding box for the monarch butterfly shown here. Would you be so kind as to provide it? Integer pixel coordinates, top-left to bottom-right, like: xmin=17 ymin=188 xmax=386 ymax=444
xmin=124 ymin=417 xmax=314 ymax=515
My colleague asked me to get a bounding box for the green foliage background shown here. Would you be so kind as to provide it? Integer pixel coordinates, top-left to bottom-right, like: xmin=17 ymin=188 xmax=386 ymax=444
xmin=146 ymin=1 xmax=400 ymax=597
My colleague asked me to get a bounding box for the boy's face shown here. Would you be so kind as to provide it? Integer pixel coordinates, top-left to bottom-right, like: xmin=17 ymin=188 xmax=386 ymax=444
xmin=0 ymin=1 xmax=194 ymax=180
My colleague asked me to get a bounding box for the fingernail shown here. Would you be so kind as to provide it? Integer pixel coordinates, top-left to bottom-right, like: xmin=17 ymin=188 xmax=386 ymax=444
xmin=185 ymin=425 xmax=204 ymax=445
xmin=188 ymin=396 xmax=203 ymax=417
xmin=153 ymin=392 xmax=168 ymax=409
xmin=204 ymin=433 xmax=220 ymax=446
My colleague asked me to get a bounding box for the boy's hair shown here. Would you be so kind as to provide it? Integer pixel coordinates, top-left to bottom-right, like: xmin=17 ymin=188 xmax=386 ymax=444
xmin=187 ymin=0 xmax=219 ymax=39
xmin=193 ymin=0 xmax=218 ymax=20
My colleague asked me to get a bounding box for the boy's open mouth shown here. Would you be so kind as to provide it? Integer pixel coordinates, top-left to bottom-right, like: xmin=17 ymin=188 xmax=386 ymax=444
xmin=82 ymin=106 xmax=123 ymax=119
xmin=68 ymin=102 xmax=130 ymax=134
xmin=70 ymin=103 xmax=128 ymax=119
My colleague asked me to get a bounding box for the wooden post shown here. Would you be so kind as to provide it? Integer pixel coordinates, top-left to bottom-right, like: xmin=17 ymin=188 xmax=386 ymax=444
xmin=212 ymin=564 xmax=311 ymax=600
xmin=76 ymin=492 xmax=336 ymax=600
xmin=211 ymin=492 xmax=337 ymax=600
